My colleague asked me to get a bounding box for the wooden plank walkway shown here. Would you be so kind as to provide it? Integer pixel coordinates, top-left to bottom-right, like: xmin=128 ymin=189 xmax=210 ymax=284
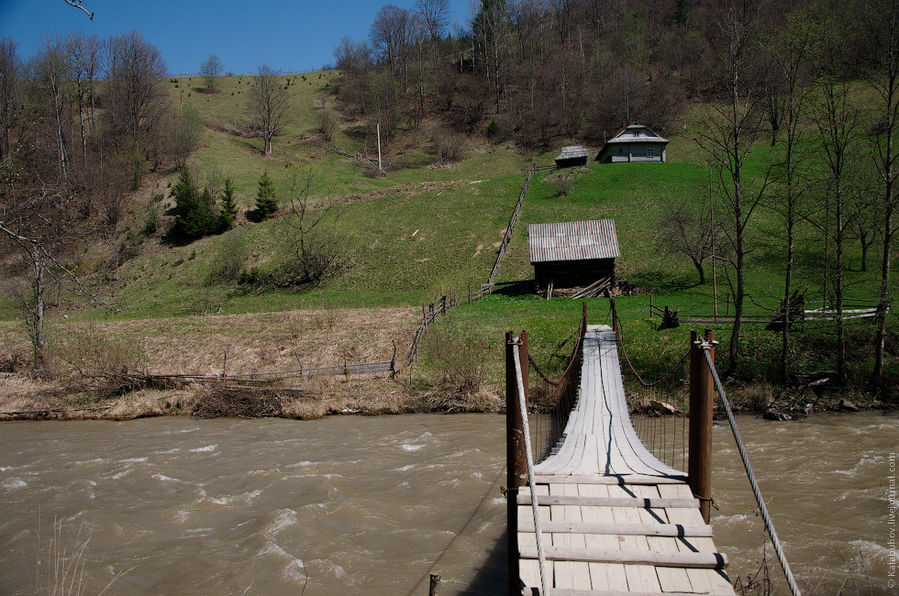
xmin=518 ymin=325 xmax=735 ymax=595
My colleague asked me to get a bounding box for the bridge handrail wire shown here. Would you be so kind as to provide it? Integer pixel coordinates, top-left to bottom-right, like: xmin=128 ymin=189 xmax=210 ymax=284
xmin=701 ymin=344 xmax=801 ymax=596
xmin=513 ymin=343 xmax=549 ymax=596
xmin=528 ymin=305 xmax=587 ymax=463
xmin=613 ymin=308 xmax=690 ymax=387
xmin=527 ymin=316 xmax=586 ymax=387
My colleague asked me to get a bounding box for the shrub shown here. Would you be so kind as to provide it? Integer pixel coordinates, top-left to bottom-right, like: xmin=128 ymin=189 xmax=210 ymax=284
xmin=555 ymin=175 xmax=574 ymax=196
xmin=435 ymin=131 xmax=465 ymax=163
xmin=55 ymin=323 xmax=146 ymax=381
xmin=422 ymin=328 xmax=484 ymax=397
xmin=204 ymin=231 xmax=246 ymax=285
xmin=318 ymin=107 xmax=337 ymax=142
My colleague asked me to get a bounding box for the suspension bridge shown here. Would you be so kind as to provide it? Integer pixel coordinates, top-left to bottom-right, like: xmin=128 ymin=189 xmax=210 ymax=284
xmin=504 ymin=305 xmax=799 ymax=595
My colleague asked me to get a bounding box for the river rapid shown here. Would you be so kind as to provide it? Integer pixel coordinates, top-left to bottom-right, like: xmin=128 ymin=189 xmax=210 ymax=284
xmin=0 ymin=411 xmax=895 ymax=594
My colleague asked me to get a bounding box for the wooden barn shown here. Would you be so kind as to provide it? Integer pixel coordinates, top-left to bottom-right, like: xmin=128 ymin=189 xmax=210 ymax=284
xmin=596 ymin=122 xmax=669 ymax=163
xmin=528 ymin=220 xmax=620 ymax=292
xmin=555 ymin=145 xmax=589 ymax=168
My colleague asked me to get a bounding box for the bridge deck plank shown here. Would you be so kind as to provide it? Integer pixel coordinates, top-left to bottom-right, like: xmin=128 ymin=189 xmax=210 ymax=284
xmin=518 ymin=326 xmax=735 ymax=595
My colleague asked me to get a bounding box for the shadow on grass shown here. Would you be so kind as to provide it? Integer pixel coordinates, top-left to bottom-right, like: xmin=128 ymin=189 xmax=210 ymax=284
xmin=492 ymin=280 xmax=537 ymax=297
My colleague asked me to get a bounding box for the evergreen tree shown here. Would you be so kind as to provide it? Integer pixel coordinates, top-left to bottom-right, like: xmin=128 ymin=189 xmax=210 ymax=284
xmin=254 ymin=171 xmax=278 ymax=219
xmin=218 ymin=177 xmax=238 ymax=231
xmin=171 ymin=169 xmax=216 ymax=242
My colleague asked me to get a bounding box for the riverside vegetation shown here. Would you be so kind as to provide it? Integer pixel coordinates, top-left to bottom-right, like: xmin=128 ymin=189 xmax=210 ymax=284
xmin=2 ymin=1 xmax=899 ymax=419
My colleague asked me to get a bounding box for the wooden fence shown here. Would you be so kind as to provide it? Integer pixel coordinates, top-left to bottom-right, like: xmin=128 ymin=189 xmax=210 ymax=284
xmin=648 ymin=295 xmax=882 ymax=326
xmin=488 ymin=171 xmax=533 ymax=286
xmin=403 ymin=283 xmax=495 ymax=367
xmin=403 ymin=168 xmax=539 ymax=368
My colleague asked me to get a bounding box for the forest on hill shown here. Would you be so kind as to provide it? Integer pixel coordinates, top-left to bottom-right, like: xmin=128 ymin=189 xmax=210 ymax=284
xmin=333 ymin=0 xmax=881 ymax=149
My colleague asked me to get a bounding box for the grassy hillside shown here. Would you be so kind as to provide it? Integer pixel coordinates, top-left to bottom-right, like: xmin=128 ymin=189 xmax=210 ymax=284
xmin=3 ymin=71 xmax=897 ymax=406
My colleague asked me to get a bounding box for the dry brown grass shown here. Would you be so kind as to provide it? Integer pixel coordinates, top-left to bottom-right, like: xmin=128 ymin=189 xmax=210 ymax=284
xmin=0 ymin=306 xmax=487 ymax=420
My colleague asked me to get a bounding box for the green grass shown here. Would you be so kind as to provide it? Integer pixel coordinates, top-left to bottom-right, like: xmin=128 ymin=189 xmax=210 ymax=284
xmin=5 ymin=70 xmax=897 ymax=398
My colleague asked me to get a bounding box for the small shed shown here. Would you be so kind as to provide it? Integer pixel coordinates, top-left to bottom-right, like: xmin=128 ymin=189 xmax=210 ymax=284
xmin=596 ymin=122 xmax=668 ymax=163
xmin=555 ymin=145 xmax=589 ymax=169
xmin=528 ymin=219 xmax=620 ymax=290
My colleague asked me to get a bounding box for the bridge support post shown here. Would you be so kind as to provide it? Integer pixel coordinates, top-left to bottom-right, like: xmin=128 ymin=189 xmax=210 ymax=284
xmin=506 ymin=330 xmax=528 ymax=595
xmin=689 ymin=328 xmax=714 ymax=523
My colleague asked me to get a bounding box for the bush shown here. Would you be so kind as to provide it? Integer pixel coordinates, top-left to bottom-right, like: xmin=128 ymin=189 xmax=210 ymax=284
xmin=204 ymin=231 xmax=246 ymax=285
xmin=422 ymin=328 xmax=484 ymax=397
xmin=555 ymin=175 xmax=574 ymax=196
xmin=435 ymin=131 xmax=465 ymax=163
xmin=318 ymin=107 xmax=337 ymax=142
xmin=55 ymin=323 xmax=146 ymax=381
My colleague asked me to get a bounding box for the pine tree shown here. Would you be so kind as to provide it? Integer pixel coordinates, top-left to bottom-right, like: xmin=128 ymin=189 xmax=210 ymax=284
xmin=218 ymin=178 xmax=238 ymax=231
xmin=254 ymin=171 xmax=278 ymax=219
xmin=171 ymin=169 xmax=216 ymax=242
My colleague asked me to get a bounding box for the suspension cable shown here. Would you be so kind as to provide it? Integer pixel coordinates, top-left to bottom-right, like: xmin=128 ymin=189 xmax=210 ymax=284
xmin=614 ymin=312 xmax=690 ymax=387
xmin=700 ymin=345 xmax=802 ymax=596
xmin=513 ymin=343 xmax=549 ymax=596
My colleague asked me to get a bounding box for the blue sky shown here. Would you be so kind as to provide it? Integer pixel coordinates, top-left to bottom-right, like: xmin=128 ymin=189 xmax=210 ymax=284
xmin=0 ymin=0 xmax=475 ymax=74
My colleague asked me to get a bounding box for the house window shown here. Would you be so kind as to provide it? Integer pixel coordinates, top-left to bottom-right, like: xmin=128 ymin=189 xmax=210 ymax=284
xmin=647 ymin=147 xmax=655 ymax=158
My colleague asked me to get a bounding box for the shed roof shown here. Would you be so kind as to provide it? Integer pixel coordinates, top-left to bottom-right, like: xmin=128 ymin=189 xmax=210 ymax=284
xmin=605 ymin=122 xmax=669 ymax=144
xmin=555 ymin=145 xmax=589 ymax=161
xmin=528 ymin=220 xmax=620 ymax=263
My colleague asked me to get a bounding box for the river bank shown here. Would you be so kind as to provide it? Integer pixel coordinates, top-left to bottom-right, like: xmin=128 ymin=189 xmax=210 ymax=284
xmin=0 ymin=367 xmax=891 ymax=422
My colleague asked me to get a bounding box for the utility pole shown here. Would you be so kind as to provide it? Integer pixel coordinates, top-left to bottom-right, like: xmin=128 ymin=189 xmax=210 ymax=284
xmin=710 ymin=166 xmax=718 ymax=318
xmin=377 ymin=121 xmax=383 ymax=173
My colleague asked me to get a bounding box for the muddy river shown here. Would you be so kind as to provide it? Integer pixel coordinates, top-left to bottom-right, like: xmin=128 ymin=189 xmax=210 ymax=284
xmin=0 ymin=411 xmax=894 ymax=594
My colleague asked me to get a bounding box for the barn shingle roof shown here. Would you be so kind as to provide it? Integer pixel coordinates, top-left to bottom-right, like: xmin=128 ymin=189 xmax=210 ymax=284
xmin=528 ymin=220 xmax=620 ymax=263
xmin=555 ymin=145 xmax=589 ymax=161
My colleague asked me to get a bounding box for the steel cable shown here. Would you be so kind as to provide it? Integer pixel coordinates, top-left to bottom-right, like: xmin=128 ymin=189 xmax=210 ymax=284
xmin=513 ymin=343 xmax=549 ymax=596
xmin=701 ymin=346 xmax=802 ymax=596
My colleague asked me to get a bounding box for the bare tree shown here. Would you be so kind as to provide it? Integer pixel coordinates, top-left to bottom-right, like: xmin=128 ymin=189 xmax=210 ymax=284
xmin=370 ymin=4 xmax=413 ymax=87
xmin=200 ymin=54 xmax=223 ymax=94
xmin=249 ymin=64 xmax=288 ymax=156
xmin=278 ymin=172 xmax=343 ymax=284
xmin=472 ymin=0 xmax=510 ymax=112
xmin=0 ymin=39 xmax=20 ymax=163
xmin=105 ymin=31 xmax=168 ymax=152
xmin=66 ymin=33 xmax=101 ymax=167
xmin=812 ymin=77 xmax=861 ymax=385
xmin=657 ymin=199 xmax=720 ymax=285
xmin=0 ymin=165 xmax=96 ymax=368
xmin=169 ymin=105 xmax=203 ymax=170
xmin=691 ymin=3 xmax=770 ymax=371
xmin=34 ymin=37 xmax=72 ymax=182
xmin=865 ymin=0 xmax=899 ymax=388
xmin=764 ymin=8 xmax=816 ymax=381
xmin=415 ymin=0 xmax=449 ymax=41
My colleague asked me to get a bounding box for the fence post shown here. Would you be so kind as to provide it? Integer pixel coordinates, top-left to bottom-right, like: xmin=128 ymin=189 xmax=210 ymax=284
xmin=610 ymin=298 xmax=618 ymax=332
xmin=506 ymin=330 xmax=527 ymax=594
xmin=649 ymin=294 xmax=653 ymax=318
xmin=688 ymin=328 xmax=714 ymax=523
